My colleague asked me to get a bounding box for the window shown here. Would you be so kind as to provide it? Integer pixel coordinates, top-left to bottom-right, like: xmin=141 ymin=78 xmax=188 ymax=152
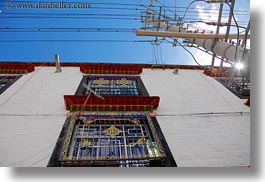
xmin=59 ymin=113 xmax=166 ymax=167
xmin=216 ymin=77 xmax=250 ymax=99
xmin=75 ymin=75 xmax=149 ymax=96
xmin=48 ymin=70 xmax=176 ymax=167
xmin=86 ymin=76 xmax=139 ymax=96
xmin=0 ymin=75 xmax=21 ymax=95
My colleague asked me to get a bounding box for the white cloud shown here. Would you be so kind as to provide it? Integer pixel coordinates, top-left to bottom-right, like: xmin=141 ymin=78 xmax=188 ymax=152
xmin=189 ymin=49 xmax=231 ymax=67
xmin=188 ymin=4 xmax=227 ymax=34
xmin=196 ymin=4 xmax=218 ymax=21
xmin=191 ymin=49 xmax=212 ymax=66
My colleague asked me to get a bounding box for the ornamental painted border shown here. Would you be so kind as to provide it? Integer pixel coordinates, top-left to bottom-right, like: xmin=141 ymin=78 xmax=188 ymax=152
xmin=80 ymin=64 xmax=142 ymax=75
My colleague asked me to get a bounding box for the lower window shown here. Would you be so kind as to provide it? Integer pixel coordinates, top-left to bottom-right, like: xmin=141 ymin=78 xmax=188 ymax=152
xmin=59 ymin=113 xmax=166 ymax=167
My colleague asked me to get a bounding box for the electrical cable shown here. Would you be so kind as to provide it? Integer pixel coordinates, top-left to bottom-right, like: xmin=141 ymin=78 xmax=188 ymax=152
xmin=140 ymin=3 xmax=175 ymax=22
xmin=0 ymin=10 xmax=249 ymax=25
xmin=156 ymin=0 xmax=176 ymax=16
xmin=177 ymin=40 xmax=202 ymax=66
xmin=0 ymin=16 xmax=141 ymax=20
xmin=151 ymin=43 xmax=155 ymax=63
xmin=0 ymin=7 xmax=249 ymax=16
xmin=159 ymin=44 xmax=164 ymax=64
xmin=0 ymin=1 xmax=250 ymax=12
xmin=0 ymin=0 xmax=249 ymax=66
xmin=185 ymin=20 xmax=248 ymax=29
xmin=0 ymin=27 xmax=137 ymax=33
xmin=180 ymin=0 xmax=204 ymax=22
xmin=152 ymin=43 xmax=158 ymax=64
xmin=179 ymin=18 xmax=248 ymax=24
xmin=165 ymin=38 xmax=202 ymax=66
xmin=151 ymin=43 xmax=154 ymax=63
xmin=0 ymin=16 xmax=249 ymax=26
xmin=0 ymin=39 xmax=154 ymax=43
xmin=0 ymin=4 xmax=144 ymax=11
xmin=0 ymin=12 xmax=141 ymax=17
xmin=154 ymin=43 xmax=158 ymax=64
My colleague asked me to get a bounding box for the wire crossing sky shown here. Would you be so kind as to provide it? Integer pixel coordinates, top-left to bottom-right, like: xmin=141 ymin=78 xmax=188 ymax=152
xmin=0 ymin=0 xmax=250 ymax=65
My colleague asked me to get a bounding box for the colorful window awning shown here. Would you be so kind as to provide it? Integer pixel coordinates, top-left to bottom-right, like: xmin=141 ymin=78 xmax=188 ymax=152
xmin=64 ymin=95 xmax=160 ymax=112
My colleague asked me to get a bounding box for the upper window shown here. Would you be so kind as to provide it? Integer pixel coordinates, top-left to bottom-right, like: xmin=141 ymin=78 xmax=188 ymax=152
xmin=0 ymin=75 xmax=21 ymax=95
xmin=87 ymin=75 xmax=138 ymax=96
xmin=75 ymin=75 xmax=149 ymax=96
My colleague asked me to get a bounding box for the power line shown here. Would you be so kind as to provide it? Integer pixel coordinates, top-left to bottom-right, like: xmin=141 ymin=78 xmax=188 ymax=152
xmin=0 ymin=39 xmax=154 ymax=43
xmin=182 ymin=18 xmax=248 ymax=25
xmin=0 ymin=16 xmax=249 ymax=25
xmin=0 ymin=16 xmax=141 ymax=20
xmin=0 ymin=1 xmax=141 ymax=7
xmin=0 ymin=1 xmax=250 ymax=12
xmin=0 ymin=4 xmax=144 ymax=11
xmin=177 ymin=41 xmax=202 ymax=66
xmin=0 ymin=27 xmax=137 ymax=33
xmin=0 ymin=12 xmax=141 ymax=17
xmin=0 ymin=1 xmax=249 ymax=25
xmin=0 ymin=13 xmax=249 ymax=25
xmin=0 ymin=11 xmax=249 ymax=17
xmin=165 ymin=38 xmax=202 ymax=66
xmin=0 ymin=0 xmax=250 ymax=25
xmin=181 ymin=0 xmax=203 ymax=20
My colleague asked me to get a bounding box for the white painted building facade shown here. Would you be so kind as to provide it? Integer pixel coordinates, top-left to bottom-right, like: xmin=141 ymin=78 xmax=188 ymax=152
xmin=0 ymin=66 xmax=250 ymax=167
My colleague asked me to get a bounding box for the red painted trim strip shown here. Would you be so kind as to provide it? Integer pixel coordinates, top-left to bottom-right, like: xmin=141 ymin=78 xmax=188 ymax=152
xmin=0 ymin=63 xmax=35 ymax=74
xmin=64 ymin=95 xmax=160 ymax=110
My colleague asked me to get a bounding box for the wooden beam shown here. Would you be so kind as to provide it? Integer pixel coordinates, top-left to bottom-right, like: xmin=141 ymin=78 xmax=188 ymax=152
xmin=136 ymin=30 xmax=250 ymax=39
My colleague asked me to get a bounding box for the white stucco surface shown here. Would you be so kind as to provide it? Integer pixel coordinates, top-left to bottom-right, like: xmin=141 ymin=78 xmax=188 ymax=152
xmin=0 ymin=67 xmax=82 ymax=167
xmin=0 ymin=67 xmax=250 ymax=167
xmin=141 ymin=69 xmax=250 ymax=167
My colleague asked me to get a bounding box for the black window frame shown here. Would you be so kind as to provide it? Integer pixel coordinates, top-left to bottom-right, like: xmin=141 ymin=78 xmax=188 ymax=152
xmin=0 ymin=75 xmax=22 ymax=95
xmin=48 ymin=112 xmax=176 ymax=167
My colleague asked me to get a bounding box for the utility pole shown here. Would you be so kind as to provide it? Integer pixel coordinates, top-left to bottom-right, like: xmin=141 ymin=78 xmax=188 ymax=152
xmin=219 ymin=0 xmax=235 ymax=72
xmin=136 ymin=22 xmax=249 ymax=63
xmin=136 ymin=0 xmax=250 ymax=64
xmin=137 ymin=0 xmax=250 ymax=97
xmin=211 ymin=3 xmax=223 ymax=66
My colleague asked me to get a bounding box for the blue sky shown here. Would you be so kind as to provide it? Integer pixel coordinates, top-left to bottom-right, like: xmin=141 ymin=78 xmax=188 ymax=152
xmin=0 ymin=0 xmax=250 ymax=65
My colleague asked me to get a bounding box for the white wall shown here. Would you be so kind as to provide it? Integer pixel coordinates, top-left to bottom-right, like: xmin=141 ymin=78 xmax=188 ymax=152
xmin=141 ymin=69 xmax=250 ymax=167
xmin=0 ymin=67 xmax=250 ymax=167
xmin=0 ymin=67 xmax=82 ymax=167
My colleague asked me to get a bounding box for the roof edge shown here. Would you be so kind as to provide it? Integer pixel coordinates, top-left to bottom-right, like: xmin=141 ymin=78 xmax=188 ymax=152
xmin=0 ymin=62 xmax=210 ymax=70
